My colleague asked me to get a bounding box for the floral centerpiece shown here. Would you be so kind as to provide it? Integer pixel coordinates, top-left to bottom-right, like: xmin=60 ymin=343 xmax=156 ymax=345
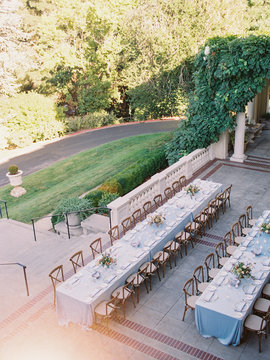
xmin=99 ymin=252 xmax=115 ymax=268
xmin=147 ymin=212 xmax=165 ymax=227
xmin=261 ymin=222 xmax=270 ymax=234
xmin=184 ymin=184 xmax=199 ymax=197
xmin=232 ymin=262 xmax=252 ymax=279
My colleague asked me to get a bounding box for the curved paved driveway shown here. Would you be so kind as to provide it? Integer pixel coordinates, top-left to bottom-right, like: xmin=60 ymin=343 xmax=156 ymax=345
xmin=0 ymin=120 xmax=179 ymax=186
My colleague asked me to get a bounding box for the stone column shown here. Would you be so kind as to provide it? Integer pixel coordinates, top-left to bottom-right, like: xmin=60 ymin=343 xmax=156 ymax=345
xmin=230 ymin=112 xmax=247 ymax=163
xmin=247 ymin=98 xmax=255 ymax=124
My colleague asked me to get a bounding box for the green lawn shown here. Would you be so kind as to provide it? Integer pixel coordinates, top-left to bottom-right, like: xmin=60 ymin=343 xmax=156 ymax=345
xmin=0 ymin=133 xmax=171 ymax=223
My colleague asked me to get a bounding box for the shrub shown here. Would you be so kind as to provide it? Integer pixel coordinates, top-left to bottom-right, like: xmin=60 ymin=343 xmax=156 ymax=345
xmin=98 ymin=179 xmax=123 ymax=195
xmin=98 ymin=192 xmax=119 ymax=214
xmin=84 ymin=190 xmax=105 ymax=207
xmin=65 ymin=111 xmax=122 ymax=132
xmin=8 ymin=164 xmax=19 ymax=175
xmin=0 ymin=92 xmax=66 ymax=148
xmin=51 ymin=197 xmax=93 ymax=226
xmin=114 ymin=147 xmax=167 ymax=194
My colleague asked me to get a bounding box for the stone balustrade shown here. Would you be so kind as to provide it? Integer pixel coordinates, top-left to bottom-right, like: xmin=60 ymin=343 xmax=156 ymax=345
xmin=108 ymin=145 xmax=215 ymax=227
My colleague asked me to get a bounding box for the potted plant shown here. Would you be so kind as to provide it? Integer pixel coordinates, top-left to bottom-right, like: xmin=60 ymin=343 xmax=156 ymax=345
xmin=51 ymin=197 xmax=93 ymax=227
xmin=6 ymin=164 xmax=26 ymax=197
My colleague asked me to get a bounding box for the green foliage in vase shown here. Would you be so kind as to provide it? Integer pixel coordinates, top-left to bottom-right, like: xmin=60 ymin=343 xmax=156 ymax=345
xmin=166 ymin=35 xmax=270 ymax=164
xmin=8 ymin=165 xmax=19 ymax=175
xmin=51 ymin=197 xmax=93 ymax=226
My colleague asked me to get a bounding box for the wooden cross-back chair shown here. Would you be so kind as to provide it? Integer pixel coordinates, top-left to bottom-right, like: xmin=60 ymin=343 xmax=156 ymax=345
xmin=139 ymin=258 xmax=161 ymax=291
xmin=108 ymin=225 xmax=119 ymax=246
xmin=238 ymin=213 xmax=251 ymax=236
xmin=49 ymin=265 xmax=64 ymax=306
xmin=143 ymin=201 xmax=152 ymax=217
xmin=94 ymin=295 xmax=119 ymax=331
xmin=204 ymin=252 xmax=220 ymax=281
xmin=153 ymin=194 xmax=163 ymax=210
xmin=172 ymin=181 xmax=180 ymax=194
xmin=121 ymin=216 xmax=132 ymax=235
xmin=224 ymin=184 xmax=232 ymax=208
xmin=224 ymin=230 xmax=237 ymax=256
xmin=90 ymin=238 xmax=102 ymax=259
xmin=246 ymin=205 xmax=257 ymax=227
xmin=126 ymin=265 xmax=149 ymax=303
xmin=132 ymin=208 xmax=142 ymax=226
xmin=193 ymin=265 xmax=208 ymax=295
xmin=232 ymin=221 xmax=244 ymax=246
xmin=244 ymin=306 xmax=270 ymax=353
xmin=70 ymin=250 xmax=84 ymax=273
xmin=179 ymin=175 xmax=186 ymax=190
xmin=153 ymin=246 xmax=172 ymax=278
xmin=175 ymin=229 xmax=193 ymax=256
xmin=214 ymin=242 xmax=228 ymax=268
xmin=111 ymin=281 xmax=136 ymax=319
xmin=164 ymin=187 xmax=173 ymax=200
xmin=182 ymin=277 xmax=199 ymax=321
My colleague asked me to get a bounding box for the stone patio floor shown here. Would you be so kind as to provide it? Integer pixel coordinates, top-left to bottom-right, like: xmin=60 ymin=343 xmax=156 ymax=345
xmin=0 ymin=130 xmax=270 ymax=360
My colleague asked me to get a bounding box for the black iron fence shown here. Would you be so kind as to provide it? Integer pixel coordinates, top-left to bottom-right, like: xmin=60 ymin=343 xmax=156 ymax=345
xmin=0 ymin=262 xmax=29 ymax=296
xmin=0 ymin=200 xmax=9 ymax=219
xmin=31 ymin=207 xmax=112 ymax=242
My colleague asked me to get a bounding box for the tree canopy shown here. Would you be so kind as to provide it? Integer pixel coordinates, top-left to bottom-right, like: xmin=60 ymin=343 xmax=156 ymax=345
xmin=165 ymin=35 xmax=270 ymax=164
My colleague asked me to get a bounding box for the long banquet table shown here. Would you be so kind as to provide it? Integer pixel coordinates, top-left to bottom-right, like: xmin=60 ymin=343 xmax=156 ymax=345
xmin=56 ymin=179 xmax=222 ymax=328
xmin=195 ymin=210 xmax=270 ymax=346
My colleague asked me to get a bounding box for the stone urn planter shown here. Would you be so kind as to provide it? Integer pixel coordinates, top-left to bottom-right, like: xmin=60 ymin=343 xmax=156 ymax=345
xmin=66 ymin=212 xmax=81 ymax=227
xmin=6 ymin=165 xmax=26 ymax=197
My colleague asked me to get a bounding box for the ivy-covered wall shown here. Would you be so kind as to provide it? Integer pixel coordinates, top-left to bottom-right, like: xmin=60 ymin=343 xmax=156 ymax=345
xmin=165 ymin=35 xmax=270 ymax=164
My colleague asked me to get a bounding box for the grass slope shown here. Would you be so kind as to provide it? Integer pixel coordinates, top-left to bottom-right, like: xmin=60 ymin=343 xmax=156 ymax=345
xmin=0 ymin=133 xmax=171 ymax=223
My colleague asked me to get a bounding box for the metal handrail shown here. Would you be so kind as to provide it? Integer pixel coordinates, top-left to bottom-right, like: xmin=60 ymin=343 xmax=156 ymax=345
xmin=0 ymin=262 xmax=29 ymax=296
xmin=0 ymin=200 xmax=9 ymax=219
xmin=31 ymin=207 xmax=112 ymax=242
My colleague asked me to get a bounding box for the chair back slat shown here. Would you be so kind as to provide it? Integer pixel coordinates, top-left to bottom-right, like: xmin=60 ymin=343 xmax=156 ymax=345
xmin=108 ymin=225 xmax=119 ymax=246
xmin=70 ymin=250 xmax=84 ymax=273
xmin=164 ymin=187 xmax=173 ymax=200
xmin=153 ymin=194 xmax=162 ymax=209
xmin=121 ymin=217 xmax=132 ymax=235
xmin=49 ymin=265 xmax=64 ymax=306
xmin=143 ymin=201 xmax=152 ymax=217
xmin=132 ymin=209 xmax=142 ymax=225
xmin=90 ymin=238 xmax=102 ymax=259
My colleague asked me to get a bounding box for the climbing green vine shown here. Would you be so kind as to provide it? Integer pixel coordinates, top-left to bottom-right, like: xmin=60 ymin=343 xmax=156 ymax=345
xmin=165 ymin=35 xmax=270 ymax=164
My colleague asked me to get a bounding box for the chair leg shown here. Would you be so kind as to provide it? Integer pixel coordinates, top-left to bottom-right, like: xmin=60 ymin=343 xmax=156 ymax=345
xmin=182 ymin=306 xmax=187 ymax=321
xmin=174 ymin=252 xmax=177 ymax=267
xmin=149 ymin=275 xmax=152 ymax=291
xmin=258 ymin=333 xmax=262 ymax=353
xmin=122 ymin=302 xmax=126 ymax=319
xmin=131 ymin=293 xmax=136 ymax=308
xmin=156 ymin=268 xmax=161 ymax=281
xmin=162 ymin=263 xmax=165 ymax=278
xmin=168 ymin=256 xmax=172 ymax=269
xmin=144 ymin=279 xmax=149 ymax=293
xmin=136 ymin=287 xmax=139 ymax=303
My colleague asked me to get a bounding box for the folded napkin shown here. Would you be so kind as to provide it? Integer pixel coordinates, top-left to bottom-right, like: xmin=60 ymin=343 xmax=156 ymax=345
xmin=234 ymin=301 xmax=246 ymax=312
xmin=70 ymin=277 xmax=80 ymax=285
xmin=233 ymin=250 xmax=242 ymax=259
xmin=136 ymin=250 xmax=145 ymax=259
xmin=214 ymin=276 xmax=226 ymax=286
xmin=203 ymin=291 xmax=214 ymax=302
xmin=242 ymin=239 xmax=251 ymax=247
xmin=104 ymin=274 xmax=116 ymax=284
xmin=253 ymin=271 xmax=264 ymax=280
xmin=120 ymin=262 xmax=130 ymax=270
xmin=251 ymin=247 xmax=262 ymax=256
xmin=245 ymin=285 xmax=256 ymax=295
xmin=224 ymin=262 xmax=233 ymax=271
xmin=156 ymin=230 xmax=166 ymax=237
xmin=145 ymin=239 xmax=156 ymax=247
xmin=262 ymin=258 xmax=270 ymax=266
xmin=89 ymin=288 xmax=102 ymax=298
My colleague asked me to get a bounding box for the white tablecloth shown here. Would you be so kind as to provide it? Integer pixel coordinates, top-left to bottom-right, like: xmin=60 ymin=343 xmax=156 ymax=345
xmin=195 ymin=210 xmax=270 ymax=345
xmin=56 ymin=179 xmax=222 ymax=327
